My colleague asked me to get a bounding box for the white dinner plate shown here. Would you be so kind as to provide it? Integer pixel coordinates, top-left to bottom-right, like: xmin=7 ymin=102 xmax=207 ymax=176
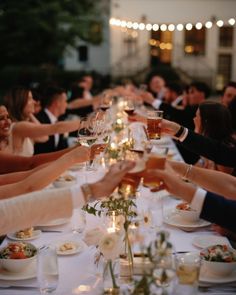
xmin=37 ymin=218 xmax=70 ymax=227
xmin=56 ymin=240 xmax=86 ymax=256
xmin=192 ymin=235 xmax=230 ymax=249
xmin=164 ymin=210 xmax=211 ymax=231
xmin=200 ymin=265 xmax=236 ymax=283
xmin=7 ymin=230 xmax=41 ymax=241
xmin=0 ymin=261 xmax=36 ymax=281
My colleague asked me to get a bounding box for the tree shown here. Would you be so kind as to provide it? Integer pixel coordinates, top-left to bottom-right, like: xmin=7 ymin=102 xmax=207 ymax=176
xmin=0 ymin=0 xmax=104 ymax=67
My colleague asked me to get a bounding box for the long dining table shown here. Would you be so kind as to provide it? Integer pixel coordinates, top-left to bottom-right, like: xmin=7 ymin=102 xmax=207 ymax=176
xmin=0 ymin=134 xmax=235 ymax=295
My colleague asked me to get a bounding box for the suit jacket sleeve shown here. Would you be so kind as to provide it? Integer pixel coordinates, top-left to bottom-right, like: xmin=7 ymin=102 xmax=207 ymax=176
xmin=0 ymin=188 xmax=83 ymax=235
xmin=200 ymin=191 xmax=236 ymax=233
xmin=181 ymin=130 xmax=236 ymax=167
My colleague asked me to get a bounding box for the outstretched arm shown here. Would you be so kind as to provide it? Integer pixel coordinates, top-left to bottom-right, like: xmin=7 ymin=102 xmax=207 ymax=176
xmin=169 ymin=160 xmax=236 ymax=200
xmin=0 ymin=146 xmax=90 ymax=199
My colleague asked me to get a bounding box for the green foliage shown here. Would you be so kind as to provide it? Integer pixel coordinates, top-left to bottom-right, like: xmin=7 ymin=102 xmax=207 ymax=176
xmin=0 ymin=0 xmax=103 ymax=67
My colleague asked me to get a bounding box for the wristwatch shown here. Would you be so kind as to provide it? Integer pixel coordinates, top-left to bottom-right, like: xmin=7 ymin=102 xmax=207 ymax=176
xmin=81 ymin=183 xmax=95 ymax=203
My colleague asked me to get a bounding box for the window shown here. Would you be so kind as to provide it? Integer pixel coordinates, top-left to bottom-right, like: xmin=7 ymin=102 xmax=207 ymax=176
xmin=78 ymin=46 xmax=88 ymax=62
xmin=219 ymin=26 xmax=233 ymax=47
xmin=184 ymin=28 xmax=206 ymax=55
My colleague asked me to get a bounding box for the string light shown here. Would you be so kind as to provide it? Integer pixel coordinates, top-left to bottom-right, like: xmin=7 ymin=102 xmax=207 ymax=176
xmin=176 ymin=24 xmax=184 ymax=31
xmin=216 ymin=20 xmax=224 ymax=27
xmin=168 ymin=24 xmax=175 ymax=31
xmin=195 ymin=22 xmax=203 ymax=30
xmin=228 ymin=18 xmax=235 ymax=26
xmin=146 ymin=23 xmax=153 ymax=31
xmin=185 ymin=23 xmax=193 ymax=30
xmin=152 ymin=24 xmax=159 ymax=31
xmin=205 ymin=21 xmax=213 ymax=29
xmin=160 ymin=24 xmax=167 ymax=31
xmin=110 ymin=17 xmax=235 ymax=31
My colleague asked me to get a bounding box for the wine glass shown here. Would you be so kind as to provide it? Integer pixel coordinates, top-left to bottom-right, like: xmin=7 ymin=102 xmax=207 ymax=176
xmin=78 ymin=117 xmax=98 ymax=171
xmin=100 ymin=91 xmax=112 ymax=112
xmin=124 ymin=100 xmax=135 ymax=116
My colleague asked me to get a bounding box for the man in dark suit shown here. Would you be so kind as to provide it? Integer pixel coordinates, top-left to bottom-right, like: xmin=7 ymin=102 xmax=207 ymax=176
xmin=142 ymin=81 xmax=210 ymax=163
xmin=34 ymin=87 xmax=68 ymax=154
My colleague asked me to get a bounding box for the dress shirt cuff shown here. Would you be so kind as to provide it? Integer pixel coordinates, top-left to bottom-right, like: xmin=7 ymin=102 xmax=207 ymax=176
xmin=190 ymin=187 xmax=207 ymax=217
xmin=152 ymin=99 xmax=162 ymax=109
xmin=178 ymin=128 xmax=189 ymax=142
xmin=70 ymin=186 xmax=85 ymax=208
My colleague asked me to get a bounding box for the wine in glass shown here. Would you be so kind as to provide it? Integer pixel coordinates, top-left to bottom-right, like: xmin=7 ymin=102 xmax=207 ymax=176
xmin=124 ymin=100 xmax=135 ymax=116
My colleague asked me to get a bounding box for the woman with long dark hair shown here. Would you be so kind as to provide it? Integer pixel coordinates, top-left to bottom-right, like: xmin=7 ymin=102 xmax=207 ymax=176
xmin=194 ymin=100 xmax=236 ymax=174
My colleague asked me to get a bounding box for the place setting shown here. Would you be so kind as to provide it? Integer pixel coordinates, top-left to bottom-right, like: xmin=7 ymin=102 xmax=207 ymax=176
xmin=164 ymin=202 xmax=211 ymax=232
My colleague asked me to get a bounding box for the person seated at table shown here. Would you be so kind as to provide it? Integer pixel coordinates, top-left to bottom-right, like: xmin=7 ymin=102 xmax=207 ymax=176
xmin=228 ymin=96 xmax=236 ymax=136
xmin=67 ymin=75 xmax=101 ymax=117
xmin=3 ymin=86 xmax=81 ymax=156
xmin=0 ymin=104 xmax=102 ymax=174
xmin=129 ymin=115 xmax=236 ymax=169
xmin=0 ymin=161 xmax=134 ymax=235
xmin=193 ymin=101 xmax=236 ymax=175
xmin=160 ymin=118 xmax=236 ymax=170
xmin=221 ymin=81 xmax=236 ymax=107
xmin=144 ymin=162 xmax=236 ymax=234
xmin=146 ymin=73 xmax=166 ymax=100
xmin=0 ymin=145 xmax=90 ymax=199
xmin=163 ymin=82 xmax=184 ymax=109
xmin=141 ymin=82 xmax=210 ymax=164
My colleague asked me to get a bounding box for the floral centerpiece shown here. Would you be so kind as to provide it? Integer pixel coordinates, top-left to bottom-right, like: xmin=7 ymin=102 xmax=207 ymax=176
xmin=83 ymin=195 xmax=137 ymax=284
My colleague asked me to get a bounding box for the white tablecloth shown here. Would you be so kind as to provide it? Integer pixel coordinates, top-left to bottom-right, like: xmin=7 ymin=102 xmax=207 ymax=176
xmin=0 ymin=136 xmax=233 ymax=294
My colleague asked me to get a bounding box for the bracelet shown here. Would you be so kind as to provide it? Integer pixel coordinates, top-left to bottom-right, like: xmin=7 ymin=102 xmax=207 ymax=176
xmin=174 ymin=125 xmax=185 ymax=138
xmin=183 ymin=164 xmax=193 ymax=180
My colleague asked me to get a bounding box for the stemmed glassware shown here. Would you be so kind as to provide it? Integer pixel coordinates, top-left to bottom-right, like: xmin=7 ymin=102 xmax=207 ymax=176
xmin=78 ymin=116 xmax=98 ymax=171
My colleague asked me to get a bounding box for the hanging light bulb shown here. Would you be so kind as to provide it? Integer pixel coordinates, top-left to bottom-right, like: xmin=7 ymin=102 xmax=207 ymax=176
xmin=176 ymin=24 xmax=184 ymax=31
xmin=205 ymin=21 xmax=213 ymax=29
xmin=195 ymin=22 xmax=203 ymax=30
xmin=160 ymin=24 xmax=167 ymax=31
xmin=146 ymin=23 xmax=153 ymax=31
xmin=228 ymin=18 xmax=235 ymax=26
xmin=168 ymin=24 xmax=175 ymax=31
xmin=132 ymin=22 xmax=139 ymax=30
xmin=127 ymin=21 xmax=133 ymax=29
xmin=216 ymin=20 xmax=224 ymax=27
xmin=138 ymin=23 xmax=145 ymax=30
xmin=186 ymin=23 xmax=193 ymax=30
xmin=152 ymin=24 xmax=159 ymax=31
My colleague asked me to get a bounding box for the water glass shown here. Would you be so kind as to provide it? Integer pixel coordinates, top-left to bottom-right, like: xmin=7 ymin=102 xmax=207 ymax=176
xmin=149 ymin=195 xmax=163 ymax=231
xmin=175 ymin=252 xmax=201 ymax=295
xmin=37 ymin=245 xmax=58 ymax=294
xmin=71 ymin=208 xmax=86 ymax=234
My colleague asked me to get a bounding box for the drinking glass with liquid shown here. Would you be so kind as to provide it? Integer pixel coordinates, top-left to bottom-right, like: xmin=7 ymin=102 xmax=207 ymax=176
xmin=147 ymin=110 xmax=163 ymax=140
xmin=37 ymin=245 xmax=59 ymax=294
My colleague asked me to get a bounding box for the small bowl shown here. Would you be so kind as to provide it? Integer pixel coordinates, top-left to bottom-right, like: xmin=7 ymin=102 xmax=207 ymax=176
xmin=201 ymin=245 xmax=236 ymax=276
xmin=176 ymin=202 xmax=199 ymax=222
xmin=0 ymin=243 xmax=37 ymax=273
xmin=53 ymin=175 xmax=77 ymax=188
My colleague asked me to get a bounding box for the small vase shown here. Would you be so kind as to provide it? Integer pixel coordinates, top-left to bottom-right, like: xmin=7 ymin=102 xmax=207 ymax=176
xmin=103 ymin=259 xmax=120 ymax=294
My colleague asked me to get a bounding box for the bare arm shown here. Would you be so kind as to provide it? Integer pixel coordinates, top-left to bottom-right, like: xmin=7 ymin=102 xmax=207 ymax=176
xmin=0 ymin=146 xmax=77 ymax=174
xmin=0 ymin=145 xmax=90 ymax=199
xmin=67 ymin=97 xmax=94 ymax=109
xmin=12 ymin=120 xmax=80 ymax=139
xmin=169 ymin=160 xmax=236 ymax=199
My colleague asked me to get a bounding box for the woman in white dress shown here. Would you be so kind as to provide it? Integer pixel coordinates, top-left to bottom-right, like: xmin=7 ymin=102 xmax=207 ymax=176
xmin=4 ymin=86 xmax=81 ymax=156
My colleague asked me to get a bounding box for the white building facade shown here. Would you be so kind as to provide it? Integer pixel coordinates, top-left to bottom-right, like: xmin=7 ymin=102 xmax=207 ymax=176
xmin=64 ymin=0 xmax=236 ymax=90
